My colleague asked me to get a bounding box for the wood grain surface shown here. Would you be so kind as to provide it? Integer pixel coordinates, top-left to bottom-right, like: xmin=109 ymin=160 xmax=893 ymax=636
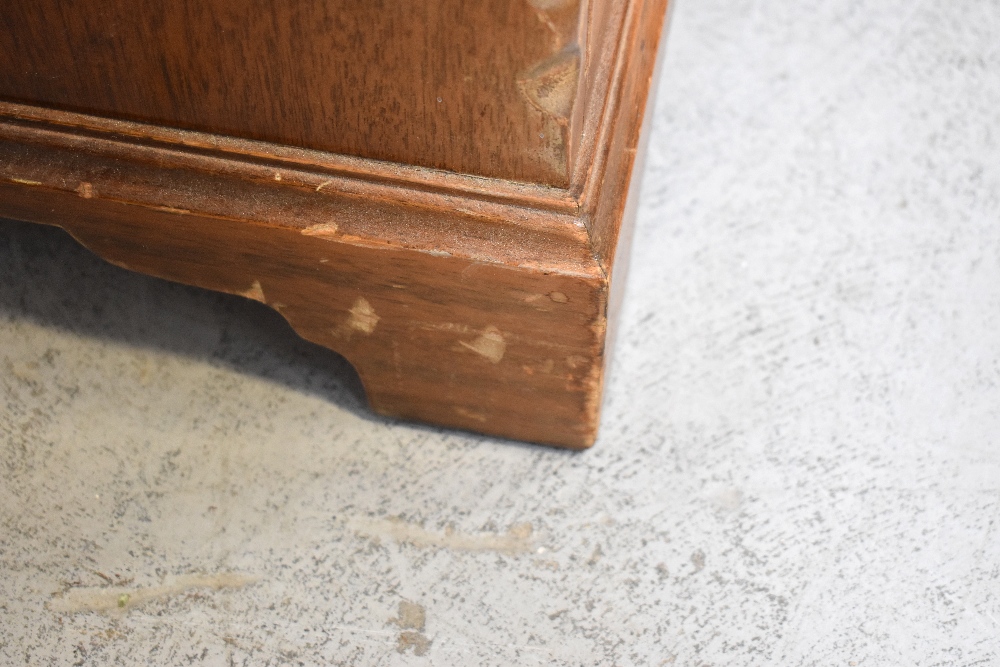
xmin=0 ymin=0 xmax=624 ymax=187
xmin=0 ymin=0 xmax=670 ymax=447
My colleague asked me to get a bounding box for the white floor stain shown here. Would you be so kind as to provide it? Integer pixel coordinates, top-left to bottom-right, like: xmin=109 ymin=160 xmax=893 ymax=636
xmin=49 ymin=573 xmax=259 ymax=613
xmin=349 ymin=516 xmax=534 ymax=555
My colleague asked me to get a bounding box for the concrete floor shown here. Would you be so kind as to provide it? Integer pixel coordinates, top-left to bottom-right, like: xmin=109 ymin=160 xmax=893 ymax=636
xmin=3 ymin=0 xmax=999 ymax=664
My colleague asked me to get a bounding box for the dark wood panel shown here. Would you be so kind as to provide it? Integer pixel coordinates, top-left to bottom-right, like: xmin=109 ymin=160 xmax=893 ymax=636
xmin=0 ymin=0 xmax=605 ymax=187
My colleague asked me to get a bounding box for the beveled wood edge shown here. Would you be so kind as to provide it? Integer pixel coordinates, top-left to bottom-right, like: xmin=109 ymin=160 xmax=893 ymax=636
xmin=581 ymin=0 xmax=671 ymax=273
xmin=576 ymin=0 xmax=644 ymax=210
xmin=0 ymin=99 xmax=579 ymax=215
xmin=0 ymin=122 xmax=599 ymax=276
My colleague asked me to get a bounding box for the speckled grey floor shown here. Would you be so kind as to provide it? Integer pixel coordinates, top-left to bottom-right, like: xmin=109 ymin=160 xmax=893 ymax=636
xmin=3 ymin=0 xmax=999 ymax=665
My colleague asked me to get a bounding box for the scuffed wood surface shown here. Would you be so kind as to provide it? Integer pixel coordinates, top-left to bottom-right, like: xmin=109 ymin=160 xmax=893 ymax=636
xmin=0 ymin=0 xmax=670 ymax=446
xmin=0 ymin=177 xmax=608 ymax=447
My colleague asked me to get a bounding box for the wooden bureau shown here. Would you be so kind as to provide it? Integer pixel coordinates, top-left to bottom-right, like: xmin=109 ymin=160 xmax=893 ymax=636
xmin=0 ymin=0 xmax=670 ymax=448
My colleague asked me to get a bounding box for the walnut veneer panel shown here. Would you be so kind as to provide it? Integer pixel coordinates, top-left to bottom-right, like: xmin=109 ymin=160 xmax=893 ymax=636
xmin=0 ymin=0 xmax=607 ymax=187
